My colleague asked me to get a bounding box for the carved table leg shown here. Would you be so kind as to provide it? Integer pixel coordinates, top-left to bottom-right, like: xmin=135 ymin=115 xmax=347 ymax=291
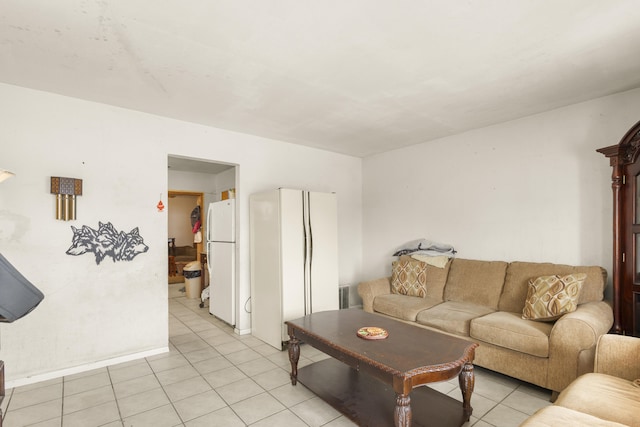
xmin=458 ymin=362 xmax=475 ymax=419
xmin=288 ymin=336 xmax=300 ymax=385
xmin=394 ymin=393 xmax=412 ymax=427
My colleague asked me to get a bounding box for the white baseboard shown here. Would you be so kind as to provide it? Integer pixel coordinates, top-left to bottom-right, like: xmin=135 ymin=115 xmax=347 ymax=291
xmin=234 ymin=327 xmax=251 ymax=335
xmin=5 ymin=346 xmax=169 ymax=389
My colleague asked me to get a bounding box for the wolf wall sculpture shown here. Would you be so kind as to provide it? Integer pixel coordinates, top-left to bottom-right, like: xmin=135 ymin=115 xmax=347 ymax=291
xmin=66 ymin=221 xmax=149 ymax=265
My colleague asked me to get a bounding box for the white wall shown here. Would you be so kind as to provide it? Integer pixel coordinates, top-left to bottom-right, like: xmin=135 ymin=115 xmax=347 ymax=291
xmin=168 ymin=168 xmax=220 ymax=200
xmin=0 ymin=82 xmax=363 ymax=385
xmin=214 ymin=168 xmax=236 ymax=200
xmin=362 ymin=88 xmax=640 ymax=298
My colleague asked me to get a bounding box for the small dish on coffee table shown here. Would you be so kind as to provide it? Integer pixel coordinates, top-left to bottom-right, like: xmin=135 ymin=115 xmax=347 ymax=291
xmin=357 ymin=326 xmax=388 ymax=340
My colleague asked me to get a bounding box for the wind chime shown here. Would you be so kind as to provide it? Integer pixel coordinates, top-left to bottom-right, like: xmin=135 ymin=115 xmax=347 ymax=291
xmin=51 ymin=177 xmax=83 ymax=221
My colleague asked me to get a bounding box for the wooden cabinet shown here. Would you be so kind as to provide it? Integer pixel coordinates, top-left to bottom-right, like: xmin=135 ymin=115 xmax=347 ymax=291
xmin=598 ymin=119 xmax=640 ymax=336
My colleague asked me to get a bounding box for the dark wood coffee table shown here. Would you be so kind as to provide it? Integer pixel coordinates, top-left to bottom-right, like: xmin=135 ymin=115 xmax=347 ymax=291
xmin=285 ymin=309 xmax=478 ymax=427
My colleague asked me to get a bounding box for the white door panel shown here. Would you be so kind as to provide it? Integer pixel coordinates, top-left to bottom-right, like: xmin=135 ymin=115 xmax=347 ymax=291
xmin=249 ymin=191 xmax=284 ymax=349
xmin=308 ymin=192 xmax=339 ymax=313
xmin=208 ymin=200 xmax=235 ymax=242
xmin=208 ymin=242 xmax=235 ymax=325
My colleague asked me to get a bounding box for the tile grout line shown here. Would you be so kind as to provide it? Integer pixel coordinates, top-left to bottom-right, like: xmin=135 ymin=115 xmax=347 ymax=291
xmin=162 ymin=300 xmax=217 ymax=426
xmin=152 ymin=356 xmax=187 ymax=427
xmin=168 ymin=297 xmax=250 ymax=425
xmin=171 ymin=296 xmax=265 ymax=426
xmin=173 ymin=296 xmax=318 ymax=426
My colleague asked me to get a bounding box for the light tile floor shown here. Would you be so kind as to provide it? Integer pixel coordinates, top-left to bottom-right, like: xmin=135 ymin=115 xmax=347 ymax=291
xmin=2 ymin=285 xmax=552 ymax=427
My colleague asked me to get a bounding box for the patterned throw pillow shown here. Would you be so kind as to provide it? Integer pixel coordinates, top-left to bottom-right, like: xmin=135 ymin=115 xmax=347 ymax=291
xmin=391 ymin=259 xmax=428 ymax=298
xmin=522 ymin=273 xmax=586 ymax=321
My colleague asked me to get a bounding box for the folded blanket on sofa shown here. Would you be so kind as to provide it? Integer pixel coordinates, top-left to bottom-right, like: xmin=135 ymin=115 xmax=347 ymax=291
xmin=409 ymin=254 xmax=450 ymax=268
xmin=393 ymin=239 xmax=456 ymax=257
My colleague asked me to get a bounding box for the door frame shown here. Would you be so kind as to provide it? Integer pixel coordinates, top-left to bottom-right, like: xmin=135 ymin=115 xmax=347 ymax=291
xmin=168 ymin=191 xmax=205 ymax=262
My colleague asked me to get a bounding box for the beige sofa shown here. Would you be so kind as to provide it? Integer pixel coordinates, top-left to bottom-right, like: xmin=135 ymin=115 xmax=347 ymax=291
xmin=357 ymin=257 xmax=614 ymax=394
xmin=522 ymin=334 xmax=640 ymax=426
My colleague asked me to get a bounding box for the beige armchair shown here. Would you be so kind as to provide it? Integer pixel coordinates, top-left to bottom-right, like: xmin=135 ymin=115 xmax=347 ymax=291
xmin=523 ymin=334 xmax=640 ymax=426
xmin=593 ymin=334 xmax=640 ymax=382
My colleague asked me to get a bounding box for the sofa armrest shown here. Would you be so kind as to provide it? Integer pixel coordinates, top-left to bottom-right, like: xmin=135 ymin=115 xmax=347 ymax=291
xmin=546 ymin=301 xmax=614 ymax=392
xmin=594 ymin=334 xmax=640 ymax=381
xmin=357 ymin=277 xmax=391 ymax=313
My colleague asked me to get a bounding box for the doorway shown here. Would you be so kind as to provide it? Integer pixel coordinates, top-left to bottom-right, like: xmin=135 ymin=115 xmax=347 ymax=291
xmin=167 ymin=191 xmax=204 ymax=283
xmin=167 ymin=155 xmax=238 ymax=319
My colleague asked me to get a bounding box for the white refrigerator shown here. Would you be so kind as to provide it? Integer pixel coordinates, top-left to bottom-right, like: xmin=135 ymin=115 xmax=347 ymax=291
xmin=249 ymin=188 xmax=339 ymax=349
xmin=207 ymin=199 xmax=236 ymax=326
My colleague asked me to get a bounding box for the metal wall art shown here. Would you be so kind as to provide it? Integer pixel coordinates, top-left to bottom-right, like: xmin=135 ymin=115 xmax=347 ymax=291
xmin=51 ymin=177 xmax=83 ymax=220
xmin=66 ymin=221 xmax=149 ymax=265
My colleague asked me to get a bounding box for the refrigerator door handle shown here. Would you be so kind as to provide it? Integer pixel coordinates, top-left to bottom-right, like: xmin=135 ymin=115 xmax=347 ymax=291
xmin=308 ymin=193 xmax=313 ymax=313
xmin=303 ymin=191 xmax=312 ymax=315
xmin=207 ymin=203 xmax=214 ymax=242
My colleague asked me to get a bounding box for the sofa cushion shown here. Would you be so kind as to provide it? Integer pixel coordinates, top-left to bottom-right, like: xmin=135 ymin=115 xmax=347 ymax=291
xmin=373 ymin=294 xmax=442 ymax=321
xmin=521 ymin=406 xmax=627 ymax=427
xmin=416 ymin=301 xmax=494 ymax=336
xmin=555 ymin=372 xmax=640 ymax=426
xmin=444 ymin=259 xmax=508 ymax=310
xmin=522 ymin=273 xmax=585 ymax=321
xmin=470 ymin=312 xmax=553 ymax=358
xmin=422 ymin=257 xmax=452 ymax=300
xmin=391 ymin=259 xmax=428 ymax=297
xmin=499 ymin=262 xmax=606 ymax=313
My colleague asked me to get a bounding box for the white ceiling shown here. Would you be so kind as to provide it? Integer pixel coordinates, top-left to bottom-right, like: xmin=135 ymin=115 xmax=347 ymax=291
xmin=2 ymin=1 xmax=640 ymax=157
